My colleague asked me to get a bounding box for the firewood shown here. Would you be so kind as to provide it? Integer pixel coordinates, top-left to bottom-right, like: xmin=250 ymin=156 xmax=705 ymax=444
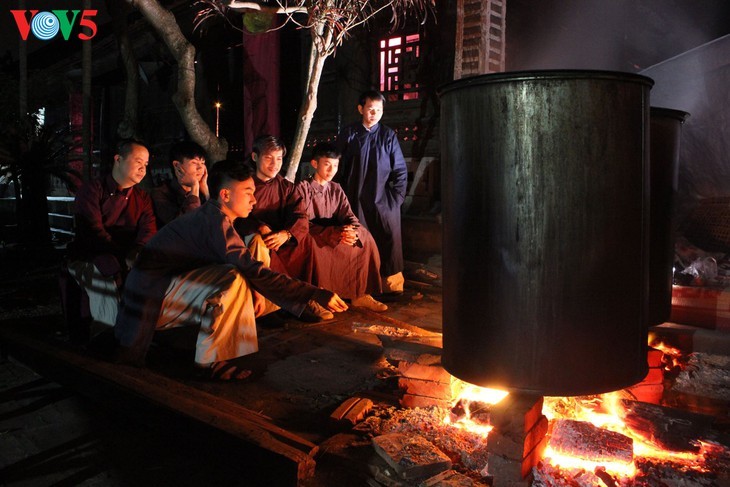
xmin=548 ymin=419 xmax=633 ymax=464
xmin=372 ymin=432 xmax=453 ymax=480
xmin=621 ymin=399 xmax=713 ymax=452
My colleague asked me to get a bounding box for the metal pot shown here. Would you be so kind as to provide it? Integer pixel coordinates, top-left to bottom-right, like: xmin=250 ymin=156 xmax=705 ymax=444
xmin=647 ymin=107 xmax=689 ymax=327
xmin=439 ymin=70 xmax=653 ymax=396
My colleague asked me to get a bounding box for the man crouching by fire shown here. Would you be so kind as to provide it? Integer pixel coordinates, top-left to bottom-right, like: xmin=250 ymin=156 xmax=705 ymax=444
xmin=113 ymin=159 xmax=347 ymax=380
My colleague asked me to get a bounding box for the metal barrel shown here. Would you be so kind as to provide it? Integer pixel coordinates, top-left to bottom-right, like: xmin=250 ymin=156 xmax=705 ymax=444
xmin=647 ymin=107 xmax=689 ymax=327
xmin=438 ymin=70 xmax=654 ymax=396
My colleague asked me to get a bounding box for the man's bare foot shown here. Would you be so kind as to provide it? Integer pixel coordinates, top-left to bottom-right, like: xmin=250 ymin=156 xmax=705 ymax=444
xmin=197 ymin=361 xmax=252 ymax=381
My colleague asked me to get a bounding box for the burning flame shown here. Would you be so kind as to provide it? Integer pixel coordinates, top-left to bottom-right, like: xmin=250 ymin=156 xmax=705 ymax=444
xmin=442 ymin=384 xmax=509 ymax=436
xmin=648 ymin=332 xmax=684 ymax=371
xmin=542 ymin=391 xmax=708 ymax=479
xmin=443 ymin=380 xmax=710 ymax=482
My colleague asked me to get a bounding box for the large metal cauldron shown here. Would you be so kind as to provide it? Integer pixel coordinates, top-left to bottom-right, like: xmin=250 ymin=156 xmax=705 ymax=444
xmin=439 ymin=70 xmax=653 ymax=396
xmin=647 ymin=107 xmax=689 ymax=327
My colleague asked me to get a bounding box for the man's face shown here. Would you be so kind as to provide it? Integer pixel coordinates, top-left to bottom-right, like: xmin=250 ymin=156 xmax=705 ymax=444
xmin=253 ymin=148 xmax=284 ymax=181
xmin=358 ymin=98 xmax=384 ymax=129
xmin=311 ymin=156 xmax=339 ymax=183
xmin=220 ymin=177 xmax=257 ymax=219
xmin=174 ymin=156 xmax=206 ymax=186
xmin=113 ymin=144 xmax=149 ymax=188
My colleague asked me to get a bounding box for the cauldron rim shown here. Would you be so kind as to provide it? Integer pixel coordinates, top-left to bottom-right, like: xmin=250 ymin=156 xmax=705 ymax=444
xmin=438 ymin=69 xmax=654 ymax=97
xmin=651 ymin=106 xmax=690 ymax=122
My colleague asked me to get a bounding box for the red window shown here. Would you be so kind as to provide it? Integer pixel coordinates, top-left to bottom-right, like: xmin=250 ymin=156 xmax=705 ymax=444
xmin=379 ymin=33 xmax=420 ymax=100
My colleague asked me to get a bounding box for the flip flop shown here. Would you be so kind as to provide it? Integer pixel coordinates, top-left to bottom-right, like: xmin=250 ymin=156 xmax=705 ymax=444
xmin=197 ymin=361 xmax=252 ymax=382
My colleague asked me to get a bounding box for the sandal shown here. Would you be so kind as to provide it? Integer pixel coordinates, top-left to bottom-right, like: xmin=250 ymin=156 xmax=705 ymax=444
xmin=197 ymin=361 xmax=252 ymax=382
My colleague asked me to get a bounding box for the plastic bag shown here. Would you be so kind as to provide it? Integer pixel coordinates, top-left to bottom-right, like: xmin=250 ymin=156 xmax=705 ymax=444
xmin=681 ymin=256 xmax=718 ymax=281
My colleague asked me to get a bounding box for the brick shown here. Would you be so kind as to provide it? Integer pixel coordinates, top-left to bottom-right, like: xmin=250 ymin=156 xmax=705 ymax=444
xmin=398 ymin=362 xmax=453 ymax=383
xmin=372 ymin=432 xmax=452 ymax=480
xmin=488 ymin=394 xmax=543 ymax=434
xmin=400 ymin=393 xmax=452 ymax=410
xmin=521 ymin=434 xmax=548 ymax=479
xmin=637 ymin=367 xmax=664 ymax=385
xmin=647 ymin=348 xmax=663 ymax=367
xmin=486 ymin=415 xmax=548 ymax=460
xmin=625 ymin=383 xmax=664 ymax=404
xmin=398 ymin=378 xmax=464 ymax=401
xmin=485 ymin=453 xmax=522 ymax=482
xmin=330 ymin=396 xmax=374 ymax=426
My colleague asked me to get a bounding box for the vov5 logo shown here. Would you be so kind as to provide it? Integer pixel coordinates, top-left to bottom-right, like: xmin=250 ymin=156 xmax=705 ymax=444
xmin=11 ymin=10 xmax=98 ymax=41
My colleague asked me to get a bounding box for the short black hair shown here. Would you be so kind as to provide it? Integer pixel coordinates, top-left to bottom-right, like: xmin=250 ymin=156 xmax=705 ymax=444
xmin=169 ymin=141 xmax=206 ymax=165
xmin=358 ymin=90 xmax=385 ymax=106
xmin=252 ymin=135 xmax=287 ymax=158
xmin=116 ymin=138 xmax=149 ymax=158
xmin=311 ymin=142 xmax=341 ymax=161
xmin=209 ymin=160 xmax=254 ymax=199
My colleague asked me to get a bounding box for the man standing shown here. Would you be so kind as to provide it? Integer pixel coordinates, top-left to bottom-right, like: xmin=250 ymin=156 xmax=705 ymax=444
xmin=114 ymin=160 xmax=348 ymax=378
xmin=63 ymin=139 xmax=157 ymax=339
xmin=337 ymin=90 xmax=408 ymax=295
xmin=151 ymin=140 xmax=209 ymax=227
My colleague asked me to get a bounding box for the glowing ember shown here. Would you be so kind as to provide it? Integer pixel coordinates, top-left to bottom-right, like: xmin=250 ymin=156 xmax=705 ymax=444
xmin=542 ymin=391 xmax=711 ymax=481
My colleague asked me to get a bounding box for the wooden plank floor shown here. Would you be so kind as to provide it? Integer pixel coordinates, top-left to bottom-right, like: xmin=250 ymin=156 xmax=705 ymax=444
xmin=0 ymin=268 xmax=443 ymax=485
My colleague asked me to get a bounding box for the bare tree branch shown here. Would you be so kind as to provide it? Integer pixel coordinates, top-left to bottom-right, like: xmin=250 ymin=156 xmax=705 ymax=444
xmin=197 ymin=0 xmax=434 ymax=178
xmin=126 ymin=0 xmax=229 ymax=162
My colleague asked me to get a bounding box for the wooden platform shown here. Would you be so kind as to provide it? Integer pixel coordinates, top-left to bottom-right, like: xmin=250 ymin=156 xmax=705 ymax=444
xmin=0 ymin=288 xmax=443 ymax=485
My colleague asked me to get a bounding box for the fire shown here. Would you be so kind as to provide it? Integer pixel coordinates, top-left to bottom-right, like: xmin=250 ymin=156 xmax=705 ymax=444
xmin=442 ymin=384 xmax=509 ymax=436
xmin=542 ymin=391 xmax=708 ymax=479
xmin=444 ymin=383 xmax=712 ymax=483
xmin=648 ymin=332 xmax=684 ymax=371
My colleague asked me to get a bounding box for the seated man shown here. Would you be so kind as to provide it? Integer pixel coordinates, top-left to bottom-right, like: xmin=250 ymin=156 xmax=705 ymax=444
xmin=114 ymin=160 xmax=348 ymax=379
xmin=234 ymin=135 xmax=328 ymax=320
xmin=151 ymin=140 xmax=209 ymax=227
xmin=297 ymin=143 xmax=387 ymax=312
xmin=63 ymin=139 xmax=156 ymax=340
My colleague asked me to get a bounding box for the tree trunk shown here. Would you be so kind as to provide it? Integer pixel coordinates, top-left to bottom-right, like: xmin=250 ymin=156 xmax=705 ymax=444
xmin=107 ymin=0 xmax=140 ymax=140
xmin=127 ymin=0 xmax=228 ymax=162
xmin=284 ymin=21 xmax=332 ymax=182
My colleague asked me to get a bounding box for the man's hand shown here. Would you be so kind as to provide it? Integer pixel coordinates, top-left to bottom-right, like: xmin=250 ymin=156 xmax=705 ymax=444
xmin=199 ymin=165 xmax=209 ymax=200
xmin=339 ymin=224 xmax=358 ymax=246
xmin=252 ymin=290 xmax=266 ymax=317
xmin=262 ymin=230 xmax=289 ymax=252
xmin=176 ymin=164 xmax=201 ymax=197
xmin=316 ymin=293 xmax=349 ymax=313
